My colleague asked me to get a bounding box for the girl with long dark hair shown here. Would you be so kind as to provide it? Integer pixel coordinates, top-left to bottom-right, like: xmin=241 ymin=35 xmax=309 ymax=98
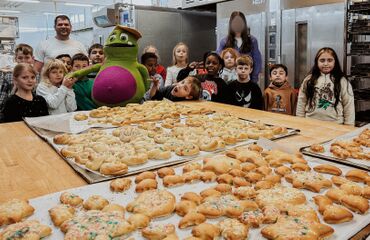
xmin=217 ymin=11 xmax=262 ymax=83
xmin=296 ymin=47 xmax=355 ymax=125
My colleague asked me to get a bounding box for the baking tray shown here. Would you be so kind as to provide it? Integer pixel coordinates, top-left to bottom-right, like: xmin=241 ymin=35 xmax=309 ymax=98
xmin=300 ymin=124 xmax=370 ymax=171
xmin=10 ymin=145 xmax=369 ymax=240
xmin=25 ymin=116 xmax=300 ymax=184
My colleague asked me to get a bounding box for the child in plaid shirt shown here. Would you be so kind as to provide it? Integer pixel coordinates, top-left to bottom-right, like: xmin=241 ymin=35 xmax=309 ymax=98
xmin=0 ymin=44 xmax=36 ymax=122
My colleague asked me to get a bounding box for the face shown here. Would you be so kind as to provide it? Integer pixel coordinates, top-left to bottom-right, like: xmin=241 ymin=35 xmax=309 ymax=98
xmin=223 ymin=52 xmax=235 ymax=69
xmin=72 ymin=60 xmax=89 ymax=72
xmin=205 ymin=55 xmax=221 ymax=76
xmin=317 ymin=51 xmax=335 ymax=74
xmin=144 ymin=58 xmax=158 ymax=76
xmin=14 ymin=69 xmax=36 ymax=92
xmin=89 ymin=48 xmax=104 ymax=64
xmin=175 ymin=45 xmax=187 ymax=62
xmin=236 ymin=64 xmax=252 ymax=81
xmin=59 ymin=57 xmax=72 ymax=72
xmin=48 ymin=68 xmax=65 ymax=86
xmin=231 ymin=16 xmax=245 ymax=33
xmin=15 ymin=52 xmax=34 ymax=64
xmin=270 ymin=67 xmax=287 ymax=85
xmin=55 ymin=18 xmax=71 ymax=38
xmin=171 ymin=79 xmax=193 ymax=99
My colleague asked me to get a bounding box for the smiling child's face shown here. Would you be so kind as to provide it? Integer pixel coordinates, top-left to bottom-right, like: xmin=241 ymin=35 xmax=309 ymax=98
xmin=171 ymin=78 xmax=193 ymax=99
xmin=205 ymin=55 xmax=221 ymax=76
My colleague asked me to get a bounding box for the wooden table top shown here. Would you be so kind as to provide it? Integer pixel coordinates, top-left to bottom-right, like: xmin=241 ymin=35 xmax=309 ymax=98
xmin=0 ymin=101 xmax=367 ymax=239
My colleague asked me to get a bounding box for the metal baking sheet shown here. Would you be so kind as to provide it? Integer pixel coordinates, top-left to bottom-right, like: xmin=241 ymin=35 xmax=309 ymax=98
xmin=300 ymin=124 xmax=370 ymax=171
xmin=8 ymin=146 xmax=370 ymax=239
xmin=25 ymin=114 xmax=300 ymax=184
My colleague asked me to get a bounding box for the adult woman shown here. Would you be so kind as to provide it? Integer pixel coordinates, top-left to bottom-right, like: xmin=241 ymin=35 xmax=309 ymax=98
xmin=217 ymin=11 xmax=262 ymax=83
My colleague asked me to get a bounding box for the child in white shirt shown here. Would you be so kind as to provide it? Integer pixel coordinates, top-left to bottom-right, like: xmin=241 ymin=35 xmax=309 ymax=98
xmin=220 ymin=47 xmax=238 ymax=83
xmin=165 ymin=42 xmax=189 ymax=86
xmin=36 ymin=59 xmax=77 ymax=115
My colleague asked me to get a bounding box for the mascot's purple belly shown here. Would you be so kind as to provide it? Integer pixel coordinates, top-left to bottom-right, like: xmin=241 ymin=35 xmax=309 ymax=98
xmin=92 ymin=66 xmax=137 ymax=104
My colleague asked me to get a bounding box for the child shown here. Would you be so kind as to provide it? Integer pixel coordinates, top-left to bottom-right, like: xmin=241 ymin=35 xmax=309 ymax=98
xmin=88 ymin=43 xmax=104 ymax=64
xmin=148 ymin=76 xmax=201 ymax=101
xmin=265 ymin=64 xmax=297 ymax=115
xmin=1 ymin=44 xmax=36 ymax=122
xmin=36 ymin=59 xmax=77 ymax=115
xmin=3 ymin=63 xmax=48 ymax=122
xmin=143 ymin=45 xmax=166 ymax=80
xmin=229 ymin=56 xmax=263 ymax=109
xmin=165 ymin=42 xmax=189 ymax=86
xmin=296 ymin=47 xmax=355 ymax=125
xmin=220 ymin=48 xmax=238 ymax=83
xmin=198 ymin=51 xmax=234 ymax=104
xmin=55 ymin=54 xmax=72 ymax=73
xmin=71 ymin=53 xmax=97 ymax=110
xmin=141 ymin=52 xmax=164 ymax=100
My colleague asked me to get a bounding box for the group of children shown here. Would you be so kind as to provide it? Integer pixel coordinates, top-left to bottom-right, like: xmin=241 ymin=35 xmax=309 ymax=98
xmin=0 ymin=41 xmax=354 ymax=126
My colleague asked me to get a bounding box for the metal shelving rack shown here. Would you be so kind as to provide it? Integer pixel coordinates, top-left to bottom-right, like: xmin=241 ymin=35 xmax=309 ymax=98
xmin=344 ymin=0 xmax=370 ymax=126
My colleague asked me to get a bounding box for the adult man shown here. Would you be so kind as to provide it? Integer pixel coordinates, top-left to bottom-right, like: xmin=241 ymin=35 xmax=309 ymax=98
xmin=34 ymin=15 xmax=87 ymax=73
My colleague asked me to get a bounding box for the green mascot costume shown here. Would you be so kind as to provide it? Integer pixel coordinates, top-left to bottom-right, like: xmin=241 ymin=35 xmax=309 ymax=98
xmin=70 ymin=25 xmax=149 ymax=107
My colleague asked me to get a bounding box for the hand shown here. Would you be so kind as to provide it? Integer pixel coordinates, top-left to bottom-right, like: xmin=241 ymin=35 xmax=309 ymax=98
xmin=189 ymin=61 xmax=198 ymax=69
xmin=150 ymin=76 xmax=160 ymax=88
xmin=62 ymin=77 xmax=77 ymax=89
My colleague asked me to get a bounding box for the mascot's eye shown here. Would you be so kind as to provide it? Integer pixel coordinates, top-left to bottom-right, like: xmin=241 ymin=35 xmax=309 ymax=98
xmin=109 ymin=35 xmax=116 ymax=41
xmin=120 ymin=33 xmax=128 ymax=41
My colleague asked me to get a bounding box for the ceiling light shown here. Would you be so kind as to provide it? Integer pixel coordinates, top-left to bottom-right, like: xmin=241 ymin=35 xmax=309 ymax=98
xmin=0 ymin=9 xmax=21 ymax=13
xmin=65 ymin=3 xmax=94 ymax=7
xmin=8 ymin=0 xmax=40 ymax=3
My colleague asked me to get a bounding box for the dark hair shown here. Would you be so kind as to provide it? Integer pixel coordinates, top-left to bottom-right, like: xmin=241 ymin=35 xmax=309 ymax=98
xmin=55 ymin=54 xmax=71 ymax=60
xmin=15 ymin=43 xmax=33 ymax=56
xmin=305 ymin=47 xmax=347 ymax=112
xmin=140 ymin=52 xmax=158 ymax=64
xmin=225 ymin=11 xmax=252 ymax=53
xmin=203 ymin=51 xmax=224 ymax=75
xmin=88 ymin=43 xmax=103 ymax=55
xmin=54 ymin=15 xmax=71 ymax=27
xmin=269 ymin=64 xmax=288 ymax=76
xmin=71 ymin=53 xmax=89 ymax=66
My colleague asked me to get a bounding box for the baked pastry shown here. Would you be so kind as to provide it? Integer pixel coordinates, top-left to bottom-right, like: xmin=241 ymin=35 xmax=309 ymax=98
xmin=274 ymin=165 xmax=291 ymax=176
xmin=0 ymin=220 xmax=51 ymax=239
xmin=238 ymin=209 xmax=264 ymax=228
xmin=325 ymin=188 xmax=369 ymax=214
xmin=102 ymin=204 xmax=125 ymax=216
xmin=83 ymin=195 xmax=109 ymax=210
xmin=330 ymin=145 xmax=350 ymax=159
xmin=331 ymin=176 xmax=351 ymax=186
xmin=245 ymin=172 xmax=264 ymax=183
xmin=261 ymin=216 xmax=334 ymax=240
xmin=310 ymin=144 xmax=325 ymax=153
xmin=179 ymin=212 xmax=206 ymax=229
xmin=262 ymin=205 xmax=281 ymax=224
xmin=228 ymin=169 xmax=245 ymax=178
xmin=197 ymin=195 xmax=246 ymax=219
xmin=345 ymin=169 xmax=369 ymax=183
xmin=287 ymin=204 xmax=319 ymax=222
xmin=214 ymin=183 xmax=233 ymax=194
xmin=313 ymin=195 xmax=353 ymax=224
xmin=217 ymin=218 xmax=249 ymax=240
xmin=290 ymin=163 xmax=311 ymax=172
xmin=135 ymin=179 xmax=158 ymax=193
xmin=285 ymin=172 xmax=332 ymax=193
xmin=59 ymin=192 xmax=83 ymax=207
xmin=174 ymin=143 xmax=200 ymax=156
xmin=157 ymin=167 xmax=175 ymax=178
xmin=182 ymin=170 xmax=202 ymax=183
xmin=256 ymin=187 xmax=306 ymax=211
xmin=141 ymin=223 xmax=176 ymax=240
xmin=128 ymin=213 xmax=150 ymax=229
xmin=340 ymin=182 xmax=363 ymax=195
xmin=313 ymin=164 xmax=342 ymax=176
xmin=110 ymin=178 xmax=132 ymax=192
xmin=175 ymin=200 xmax=197 ymax=217
xmin=233 ymin=186 xmax=257 ymax=199
xmin=241 ymin=162 xmax=257 ymax=172
xmin=100 ymin=162 xmax=128 ymax=175
xmin=200 ymin=189 xmax=222 ymax=199
xmin=182 ymin=162 xmax=202 ymax=173
xmin=181 ymin=192 xmax=202 ymax=205
xmin=0 ymin=199 xmax=35 ymax=226
xmin=135 ymin=171 xmax=157 ymax=184
xmin=126 ymin=190 xmax=176 ymax=218
xmin=226 ymin=149 xmax=263 ymax=163
xmin=200 ymin=171 xmax=217 ymax=182
xmin=216 ymin=174 xmax=233 ymax=184
xmin=61 ymin=210 xmax=134 ymax=239
xmin=255 ymin=166 xmax=272 ymax=176
xmin=232 ymin=177 xmax=250 ymax=187
xmin=163 ymin=175 xmax=185 ymax=187
xmin=191 ymin=222 xmax=220 ymax=240
xmin=255 ymin=180 xmax=274 ymax=190
xmin=49 ymin=204 xmax=75 ymax=227
xmin=74 ymin=113 xmax=88 ymax=121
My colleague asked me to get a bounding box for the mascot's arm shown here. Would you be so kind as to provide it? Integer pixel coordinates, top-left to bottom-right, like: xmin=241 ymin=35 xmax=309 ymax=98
xmin=67 ymin=64 xmax=102 ymax=79
xmin=137 ymin=63 xmax=150 ymax=91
